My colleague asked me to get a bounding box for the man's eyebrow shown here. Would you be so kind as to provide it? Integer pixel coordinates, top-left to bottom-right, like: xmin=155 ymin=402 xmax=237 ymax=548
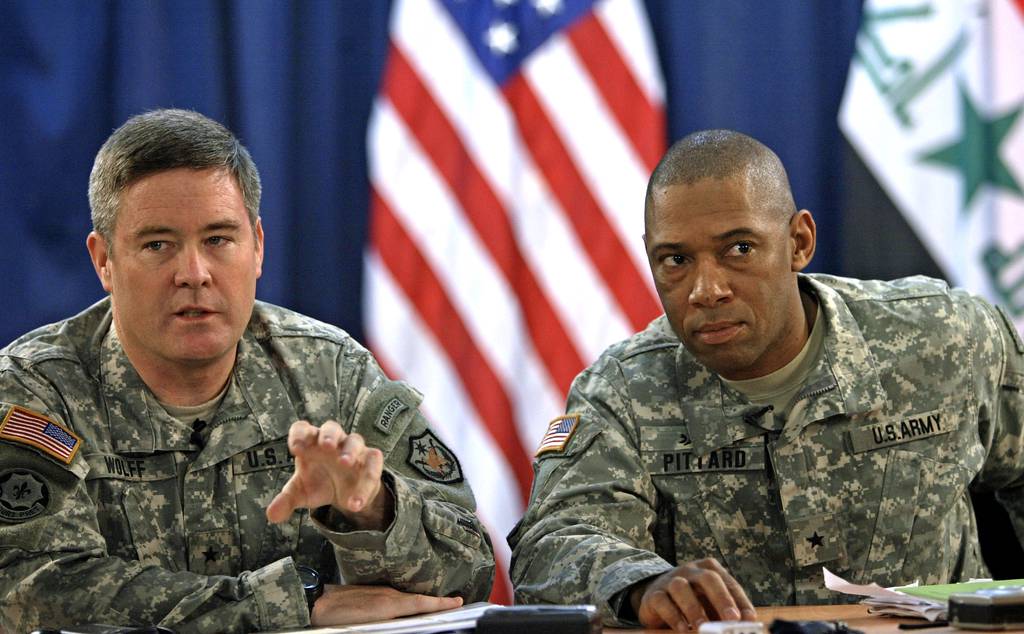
xmin=649 ymin=227 xmax=758 ymax=251
xmin=648 ymin=239 xmax=689 ymax=256
xmin=205 ymin=220 xmax=244 ymax=232
xmin=712 ymin=227 xmax=757 ymax=241
xmin=129 ymin=220 xmax=243 ymax=240
xmin=131 ymin=225 xmax=176 ymax=240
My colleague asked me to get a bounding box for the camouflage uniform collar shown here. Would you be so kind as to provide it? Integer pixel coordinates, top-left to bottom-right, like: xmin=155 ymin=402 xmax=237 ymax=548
xmin=188 ymin=327 xmax=298 ymax=471
xmin=676 ymin=274 xmax=886 ymax=455
xmin=675 ymin=358 xmax=777 ymax=456
xmin=98 ymin=314 xmax=296 ymax=460
xmin=99 ymin=323 xmax=194 ymax=453
xmin=789 ymin=275 xmax=887 ymax=432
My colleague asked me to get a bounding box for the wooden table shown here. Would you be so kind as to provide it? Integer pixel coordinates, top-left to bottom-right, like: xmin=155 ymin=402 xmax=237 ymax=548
xmin=260 ymin=602 xmax=1024 ymax=633
xmin=608 ymin=604 xmax=1018 ymax=634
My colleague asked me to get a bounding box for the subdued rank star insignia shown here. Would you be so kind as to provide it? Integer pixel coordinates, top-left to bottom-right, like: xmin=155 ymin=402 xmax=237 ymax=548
xmin=807 ymin=531 xmax=825 ymax=549
xmin=407 ymin=430 xmax=463 ymax=484
xmin=203 ymin=548 xmax=218 ymax=563
xmin=485 ymin=21 xmax=518 ymax=56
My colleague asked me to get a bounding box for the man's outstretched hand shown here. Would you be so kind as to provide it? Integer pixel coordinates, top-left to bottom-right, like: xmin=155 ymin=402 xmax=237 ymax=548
xmin=266 ymin=420 xmax=393 ymax=531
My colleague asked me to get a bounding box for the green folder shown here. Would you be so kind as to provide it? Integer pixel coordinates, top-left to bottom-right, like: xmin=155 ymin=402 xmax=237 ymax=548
xmin=896 ymin=579 xmax=1024 ymax=603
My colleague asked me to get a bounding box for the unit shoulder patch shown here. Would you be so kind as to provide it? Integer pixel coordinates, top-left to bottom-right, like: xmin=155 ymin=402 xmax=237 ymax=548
xmin=0 ymin=468 xmax=50 ymax=523
xmin=535 ymin=413 xmax=580 ymax=457
xmin=407 ymin=430 xmax=463 ymax=483
xmin=0 ymin=406 xmax=82 ymax=465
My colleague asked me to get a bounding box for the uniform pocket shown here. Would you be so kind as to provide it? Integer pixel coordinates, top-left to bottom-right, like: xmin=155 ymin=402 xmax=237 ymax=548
xmin=424 ymin=502 xmax=485 ymax=551
xmin=121 ymin=481 xmax=185 ymax=570
xmin=862 ymin=449 xmax=972 ymax=585
xmin=861 ymin=448 xmax=920 ymax=583
xmin=231 ymin=452 xmax=304 ymax=569
xmin=899 ymin=454 xmax=974 ymax=582
xmin=84 ymin=451 xmax=180 ymax=566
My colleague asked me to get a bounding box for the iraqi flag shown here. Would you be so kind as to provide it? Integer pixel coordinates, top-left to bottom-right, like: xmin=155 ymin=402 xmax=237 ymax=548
xmin=839 ymin=0 xmax=1024 ymax=577
xmin=839 ymin=0 xmax=1024 ymax=327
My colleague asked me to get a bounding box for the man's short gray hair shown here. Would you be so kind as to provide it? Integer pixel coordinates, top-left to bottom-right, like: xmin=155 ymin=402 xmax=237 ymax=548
xmin=88 ymin=109 xmax=261 ymax=241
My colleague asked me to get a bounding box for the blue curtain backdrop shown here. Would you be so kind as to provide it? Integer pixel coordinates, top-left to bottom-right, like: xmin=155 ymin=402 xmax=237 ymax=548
xmin=5 ymin=0 xmax=1023 ymax=578
xmin=0 ymin=0 xmax=863 ymax=349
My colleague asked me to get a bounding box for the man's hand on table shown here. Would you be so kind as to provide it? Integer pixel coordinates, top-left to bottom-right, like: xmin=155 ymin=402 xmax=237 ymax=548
xmin=312 ymin=585 xmax=463 ymax=626
xmin=266 ymin=420 xmax=393 ymax=531
xmin=630 ymin=558 xmax=757 ymax=631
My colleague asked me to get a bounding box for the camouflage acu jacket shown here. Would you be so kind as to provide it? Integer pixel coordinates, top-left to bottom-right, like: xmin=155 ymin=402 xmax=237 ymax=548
xmin=0 ymin=299 xmax=494 ymax=633
xmin=509 ymin=275 xmax=1024 ymax=625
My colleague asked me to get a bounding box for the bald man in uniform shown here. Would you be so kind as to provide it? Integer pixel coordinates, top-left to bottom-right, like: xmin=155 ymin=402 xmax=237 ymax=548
xmin=510 ymin=129 xmax=1024 ymax=630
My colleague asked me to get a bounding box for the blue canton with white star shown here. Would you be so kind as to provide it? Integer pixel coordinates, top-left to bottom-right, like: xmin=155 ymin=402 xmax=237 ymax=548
xmin=441 ymin=0 xmax=596 ymax=85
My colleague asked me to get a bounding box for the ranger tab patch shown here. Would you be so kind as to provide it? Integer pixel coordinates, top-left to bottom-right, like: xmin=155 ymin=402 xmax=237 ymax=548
xmin=0 ymin=406 xmax=81 ymax=465
xmin=407 ymin=430 xmax=463 ymax=483
xmin=536 ymin=414 xmax=580 ymax=456
xmin=375 ymin=397 xmax=408 ymax=434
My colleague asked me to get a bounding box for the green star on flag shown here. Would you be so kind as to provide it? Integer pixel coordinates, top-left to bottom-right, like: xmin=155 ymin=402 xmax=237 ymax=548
xmin=919 ymin=83 xmax=1023 ymax=212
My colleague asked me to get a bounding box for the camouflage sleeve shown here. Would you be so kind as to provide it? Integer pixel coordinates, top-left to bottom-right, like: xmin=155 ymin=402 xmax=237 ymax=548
xmin=968 ymin=296 xmax=1024 ymax=542
xmin=0 ymin=368 xmax=309 ymax=633
xmin=508 ymin=364 xmax=673 ymax=625
xmin=311 ymin=346 xmax=495 ymax=602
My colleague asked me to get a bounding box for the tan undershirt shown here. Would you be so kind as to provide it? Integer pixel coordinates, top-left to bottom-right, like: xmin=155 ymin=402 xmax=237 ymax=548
xmin=107 ymin=325 xmax=228 ymax=426
xmin=159 ymin=383 xmax=228 ymax=426
xmin=723 ymin=305 xmax=825 ymax=417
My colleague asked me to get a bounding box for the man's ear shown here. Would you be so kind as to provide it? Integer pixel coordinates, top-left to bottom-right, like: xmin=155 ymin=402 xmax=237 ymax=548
xmin=790 ymin=209 xmax=816 ymax=272
xmin=86 ymin=231 xmax=114 ymax=293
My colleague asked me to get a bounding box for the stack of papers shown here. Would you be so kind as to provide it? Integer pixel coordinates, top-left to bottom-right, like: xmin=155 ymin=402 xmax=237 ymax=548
xmin=823 ymin=568 xmax=946 ymax=621
xmin=824 ymin=569 xmax=1024 ymax=622
xmin=302 ymin=602 xmax=496 ymax=634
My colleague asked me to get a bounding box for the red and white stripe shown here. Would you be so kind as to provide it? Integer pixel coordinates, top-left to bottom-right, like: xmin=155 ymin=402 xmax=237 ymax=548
xmin=1 ymin=407 xmax=79 ymax=463
xmin=536 ymin=414 xmax=580 ymax=455
xmin=365 ymin=0 xmax=665 ymax=603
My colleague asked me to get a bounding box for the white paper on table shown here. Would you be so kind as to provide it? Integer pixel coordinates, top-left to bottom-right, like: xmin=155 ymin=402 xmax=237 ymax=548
xmin=277 ymin=601 xmax=496 ymax=634
xmin=823 ymin=568 xmax=947 ymax=622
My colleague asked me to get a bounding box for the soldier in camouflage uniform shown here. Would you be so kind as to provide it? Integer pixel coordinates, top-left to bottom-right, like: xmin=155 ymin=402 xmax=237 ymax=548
xmin=509 ymin=130 xmax=1024 ymax=630
xmin=0 ymin=110 xmax=494 ymax=632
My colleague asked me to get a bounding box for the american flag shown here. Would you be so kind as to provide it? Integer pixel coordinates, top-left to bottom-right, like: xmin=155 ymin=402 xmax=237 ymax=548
xmin=0 ymin=406 xmax=81 ymax=464
xmin=365 ymin=0 xmax=665 ymax=603
xmin=536 ymin=414 xmax=580 ymax=456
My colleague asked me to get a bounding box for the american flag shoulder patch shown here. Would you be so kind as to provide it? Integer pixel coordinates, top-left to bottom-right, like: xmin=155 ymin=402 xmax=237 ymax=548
xmin=0 ymin=406 xmax=82 ymax=465
xmin=536 ymin=413 xmax=581 ymax=457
